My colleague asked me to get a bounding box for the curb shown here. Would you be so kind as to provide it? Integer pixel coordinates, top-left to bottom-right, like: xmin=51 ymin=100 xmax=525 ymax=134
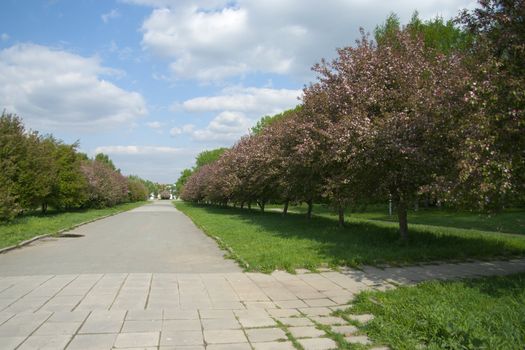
xmin=212 ymin=235 xmax=251 ymax=270
xmin=0 ymin=206 xmax=140 ymax=255
xmin=173 ymin=203 xmax=251 ymax=270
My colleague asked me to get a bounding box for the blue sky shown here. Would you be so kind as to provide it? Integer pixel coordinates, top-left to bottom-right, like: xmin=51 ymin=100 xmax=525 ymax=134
xmin=0 ymin=0 xmax=476 ymax=183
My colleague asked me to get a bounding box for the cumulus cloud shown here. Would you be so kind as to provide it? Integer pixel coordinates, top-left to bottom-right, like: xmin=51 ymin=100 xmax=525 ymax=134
xmin=95 ymin=145 xmax=185 ymax=155
xmin=172 ymin=86 xmax=300 ymax=142
xmin=101 ymin=9 xmax=121 ymax=23
xmin=172 ymin=111 xmax=251 ymax=142
xmin=0 ymin=43 xmax=147 ymax=131
xmin=131 ymin=0 xmax=476 ymax=82
xmin=182 ymin=86 xmax=301 ymax=115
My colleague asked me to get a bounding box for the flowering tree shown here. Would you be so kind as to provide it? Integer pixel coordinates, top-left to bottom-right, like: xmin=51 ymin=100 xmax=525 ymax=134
xmin=81 ymin=159 xmax=128 ymax=208
xmin=180 ymin=164 xmax=212 ymax=203
xmin=306 ymin=30 xmax=468 ymax=239
xmin=454 ymin=0 xmax=525 ymax=209
xmin=264 ymin=110 xmax=328 ymax=218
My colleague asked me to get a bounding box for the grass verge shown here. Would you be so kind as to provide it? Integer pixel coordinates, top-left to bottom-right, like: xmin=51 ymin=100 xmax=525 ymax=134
xmin=0 ymin=201 xmax=147 ymax=249
xmin=175 ymin=202 xmax=525 ymax=272
xmin=343 ymin=273 xmax=525 ymax=350
xmin=267 ymin=203 xmax=525 ymax=235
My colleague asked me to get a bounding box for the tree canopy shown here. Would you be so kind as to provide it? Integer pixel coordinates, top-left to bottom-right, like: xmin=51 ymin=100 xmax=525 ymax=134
xmin=180 ymin=5 xmax=524 ymax=240
xmin=0 ymin=112 xmax=151 ymax=220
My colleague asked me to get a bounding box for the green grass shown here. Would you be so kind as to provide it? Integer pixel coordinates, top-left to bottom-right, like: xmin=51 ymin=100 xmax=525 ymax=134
xmin=267 ymin=203 xmax=525 ymax=235
xmin=0 ymin=201 xmax=147 ymax=249
xmin=175 ymin=202 xmax=525 ymax=272
xmin=343 ymin=273 xmax=525 ymax=350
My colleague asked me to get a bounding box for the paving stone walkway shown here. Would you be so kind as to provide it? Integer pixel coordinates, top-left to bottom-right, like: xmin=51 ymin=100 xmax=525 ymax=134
xmin=0 ymin=258 xmax=524 ymax=349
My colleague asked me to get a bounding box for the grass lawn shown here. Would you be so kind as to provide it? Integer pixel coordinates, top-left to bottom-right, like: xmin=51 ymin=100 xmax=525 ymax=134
xmin=267 ymin=203 xmax=525 ymax=235
xmin=175 ymin=202 xmax=525 ymax=272
xmin=0 ymin=201 xmax=147 ymax=249
xmin=340 ymin=273 xmax=525 ymax=350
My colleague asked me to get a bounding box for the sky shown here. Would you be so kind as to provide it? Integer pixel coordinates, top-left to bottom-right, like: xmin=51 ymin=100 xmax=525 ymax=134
xmin=0 ymin=0 xmax=477 ymax=183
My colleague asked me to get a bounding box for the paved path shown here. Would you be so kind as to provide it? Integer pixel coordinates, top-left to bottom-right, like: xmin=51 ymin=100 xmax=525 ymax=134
xmin=0 ymin=201 xmax=524 ymax=349
xmin=0 ymin=201 xmax=240 ymax=275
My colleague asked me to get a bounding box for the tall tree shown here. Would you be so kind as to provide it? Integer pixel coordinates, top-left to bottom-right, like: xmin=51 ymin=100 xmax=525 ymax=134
xmin=127 ymin=176 xmax=149 ymax=202
xmin=50 ymin=142 xmax=88 ymax=210
xmin=174 ymin=169 xmax=193 ymax=197
xmin=95 ymin=153 xmax=117 ymax=171
xmin=17 ymin=134 xmax=57 ymax=213
xmin=0 ymin=112 xmax=25 ymax=220
xmin=251 ymin=106 xmax=302 ymax=135
xmin=375 ymin=12 xmax=470 ymax=54
xmin=307 ymin=30 xmax=468 ymax=239
xmin=195 ymin=148 xmax=228 ymax=168
xmin=455 ymin=0 xmax=525 ymax=209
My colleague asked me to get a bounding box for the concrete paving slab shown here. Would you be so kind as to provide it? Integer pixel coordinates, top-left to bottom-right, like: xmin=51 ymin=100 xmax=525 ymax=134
xmin=66 ymin=333 xmax=117 ymax=350
xmin=252 ymin=341 xmax=296 ymax=350
xmin=201 ymin=317 xmax=241 ymax=330
xmin=17 ymin=335 xmax=71 ymax=350
xmin=203 ymin=329 xmax=247 ymax=344
xmin=277 ymin=317 xmax=314 ymax=327
xmin=298 ymin=337 xmax=338 ymax=350
xmin=121 ymin=320 xmax=162 ymax=333
xmin=207 ymin=344 xmax=251 ymax=350
xmin=114 ymin=332 xmax=160 ymax=348
xmin=245 ymin=327 xmax=287 ymax=342
xmin=34 ymin=321 xmax=81 ymax=335
xmin=160 ymin=330 xmax=203 ymax=347
xmin=0 ymin=336 xmax=26 ymax=350
xmin=162 ymin=319 xmax=201 ymax=331
xmin=289 ymin=326 xmax=326 ymax=338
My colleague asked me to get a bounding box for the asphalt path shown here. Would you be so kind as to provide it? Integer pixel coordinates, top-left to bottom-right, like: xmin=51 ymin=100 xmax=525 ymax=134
xmin=0 ymin=201 xmax=240 ymax=275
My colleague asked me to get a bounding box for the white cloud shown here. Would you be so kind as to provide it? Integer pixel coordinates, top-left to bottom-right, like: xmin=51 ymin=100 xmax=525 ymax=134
xmin=0 ymin=33 xmax=9 ymax=41
xmin=0 ymin=43 xmax=147 ymax=131
xmin=95 ymin=145 xmax=184 ymax=155
xmin=173 ymin=111 xmax=251 ymax=142
xmin=172 ymin=86 xmax=301 ymax=142
xmin=133 ymin=0 xmax=476 ymax=82
xmin=101 ymin=9 xmax=121 ymax=23
xmin=183 ymin=86 xmax=301 ymax=115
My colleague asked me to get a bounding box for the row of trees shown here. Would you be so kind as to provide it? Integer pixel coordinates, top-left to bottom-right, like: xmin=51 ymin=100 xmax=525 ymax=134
xmin=0 ymin=113 xmax=150 ymax=221
xmin=180 ymin=1 xmax=524 ymax=240
xmin=174 ymin=148 xmax=227 ymax=197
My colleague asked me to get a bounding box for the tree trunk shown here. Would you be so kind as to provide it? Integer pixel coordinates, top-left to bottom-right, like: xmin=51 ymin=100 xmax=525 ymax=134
xmin=240 ymin=201 xmax=244 ymax=209
xmin=306 ymin=199 xmax=313 ymax=220
xmin=41 ymin=202 xmax=48 ymax=214
xmin=397 ymin=200 xmax=409 ymax=240
xmin=338 ymin=206 xmax=345 ymax=228
xmin=248 ymin=201 xmax=251 ymax=210
xmin=258 ymin=200 xmax=266 ymax=213
xmin=283 ymin=200 xmax=289 ymax=215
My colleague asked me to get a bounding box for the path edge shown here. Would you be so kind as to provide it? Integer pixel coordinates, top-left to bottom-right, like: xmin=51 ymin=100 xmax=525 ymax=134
xmin=173 ymin=201 xmax=251 ymax=271
xmin=0 ymin=202 xmax=147 ymax=255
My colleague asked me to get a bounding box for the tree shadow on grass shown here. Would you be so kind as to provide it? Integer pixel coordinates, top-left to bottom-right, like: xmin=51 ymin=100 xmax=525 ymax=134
xmin=191 ymin=204 xmax=525 ymax=269
xmin=462 ymin=272 xmax=525 ymax=298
